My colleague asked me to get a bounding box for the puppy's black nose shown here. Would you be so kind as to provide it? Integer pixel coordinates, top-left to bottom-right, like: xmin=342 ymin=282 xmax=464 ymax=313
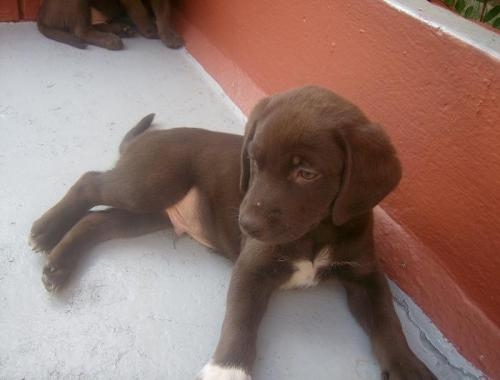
xmin=239 ymin=214 xmax=263 ymax=238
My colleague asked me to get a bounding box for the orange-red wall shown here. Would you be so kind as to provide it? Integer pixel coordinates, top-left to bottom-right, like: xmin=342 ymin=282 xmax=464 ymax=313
xmin=0 ymin=1 xmax=40 ymax=21
xmin=0 ymin=0 xmax=19 ymax=21
xmin=21 ymin=0 xmax=41 ymax=20
xmin=175 ymin=0 xmax=500 ymax=377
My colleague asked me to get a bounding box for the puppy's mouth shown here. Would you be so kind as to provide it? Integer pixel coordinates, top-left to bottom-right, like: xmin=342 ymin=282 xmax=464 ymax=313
xmin=238 ymin=216 xmax=304 ymax=244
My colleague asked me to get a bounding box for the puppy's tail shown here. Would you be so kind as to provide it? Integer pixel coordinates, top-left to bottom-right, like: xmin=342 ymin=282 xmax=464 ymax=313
xmin=119 ymin=113 xmax=156 ymax=154
xmin=37 ymin=21 xmax=87 ymax=49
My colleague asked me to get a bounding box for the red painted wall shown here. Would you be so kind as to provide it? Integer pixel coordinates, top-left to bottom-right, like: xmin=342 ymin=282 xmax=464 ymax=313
xmin=0 ymin=0 xmax=19 ymax=21
xmin=174 ymin=0 xmax=500 ymax=377
xmin=0 ymin=0 xmax=40 ymax=21
xmin=20 ymin=0 xmax=42 ymax=21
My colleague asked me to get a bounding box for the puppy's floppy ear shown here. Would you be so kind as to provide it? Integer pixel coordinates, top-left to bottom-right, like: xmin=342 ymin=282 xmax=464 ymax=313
xmin=240 ymin=97 xmax=270 ymax=193
xmin=332 ymin=123 xmax=402 ymax=226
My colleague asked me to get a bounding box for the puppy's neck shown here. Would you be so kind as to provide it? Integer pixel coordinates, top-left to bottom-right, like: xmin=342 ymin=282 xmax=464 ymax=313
xmin=305 ymin=215 xmax=338 ymax=249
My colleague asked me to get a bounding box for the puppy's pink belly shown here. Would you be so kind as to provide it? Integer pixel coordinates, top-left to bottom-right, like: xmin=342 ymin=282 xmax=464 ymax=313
xmin=165 ymin=188 xmax=214 ymax=249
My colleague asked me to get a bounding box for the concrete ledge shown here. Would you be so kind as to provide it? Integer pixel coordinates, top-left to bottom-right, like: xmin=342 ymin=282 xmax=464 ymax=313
xmin=383 ymin=0 xmax=500 ymax=60
xmin=375 ymin=208 xmax=496 ymax=379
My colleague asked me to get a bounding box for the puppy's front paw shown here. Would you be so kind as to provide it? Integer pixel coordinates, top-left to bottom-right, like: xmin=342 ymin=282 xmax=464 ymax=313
xmin=196 ymin=361 xmax=251 ymax=380
xmin=103 ymin=35 xmax=124 ymax=50
xmin=382 ymin=358 xmax=437 ymax=380
xmin=42 ymin=263 xmax=71 ymax=292
xmin=139 ymin=23 xmax=159 ymax=39
xmin=160 ymin=30 xmax=184 ymax=49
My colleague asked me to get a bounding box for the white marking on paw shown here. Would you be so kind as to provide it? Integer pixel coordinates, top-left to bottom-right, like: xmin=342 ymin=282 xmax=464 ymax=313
xmin=280 ymin=246 xmax=332 ymax=289
xmin=196 ymin=361 xmax=251 ymax=380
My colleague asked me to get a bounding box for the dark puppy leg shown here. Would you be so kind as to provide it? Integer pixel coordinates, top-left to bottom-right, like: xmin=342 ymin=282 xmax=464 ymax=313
xmin=197 ymin=240 xmax=283 ymax=379
xmin=37 ymin=23 xmax=87 ymax=49
xmin=149 ymin=0 xmax=184 ymax=48
xmin=42 ymin=209 xmax=170 ymax=291
xmin=31 ymin=118 xmax=179 ymax=252
xmin=31 ymin=164 xmax=188 ymax=253
xmin=37 ymin=0 xmax=123 ymax=50
xmin=340 ymin=270 xmax=437 ymax=380
xmin=37 ymin=0 xmax=89 ymax=49
xmin=120 ymin=0 xmax=158 ymax=38
xmin=330 ymin=215 xmax=436 ymax=379
xmin=31 ymin=171 xmax=105 ymax=253
xmin=68 ymin=1 xmax=123 ymax=50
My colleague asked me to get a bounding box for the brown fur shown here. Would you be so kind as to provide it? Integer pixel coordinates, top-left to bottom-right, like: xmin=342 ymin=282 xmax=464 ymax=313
xmin=30 ymin=86 xmax=436 ymax=379
xmin=37 ymin=0 xmax=183 ymax=50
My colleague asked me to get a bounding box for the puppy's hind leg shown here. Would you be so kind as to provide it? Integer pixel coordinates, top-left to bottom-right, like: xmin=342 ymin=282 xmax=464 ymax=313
xmin=42 ymin=209 xmax=171 ymax=291
xmin=36 ymin=0 xmax=88 ymax=49
xmin=30 ymin=114 xmax=156 ymax=253
xmin=31 ymin=166 xmax=186 ymax=255
xmin=37 ymin=22 xmax=87 ymax=49
xmin=30 ymin=171 xmax=106 ymax=253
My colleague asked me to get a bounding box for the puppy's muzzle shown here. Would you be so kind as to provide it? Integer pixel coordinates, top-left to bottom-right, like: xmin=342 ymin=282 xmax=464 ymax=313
xmin=238 ymin=212 xmax=265 ymax=238
xmin=238 ymin=202 xmax=282 ymax=240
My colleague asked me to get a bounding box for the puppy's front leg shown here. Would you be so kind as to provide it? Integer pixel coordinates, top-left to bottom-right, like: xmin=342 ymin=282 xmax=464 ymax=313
xmin=149 ymin=0 xmax=184 ymax=48
xmin=120 ymin=0 xmax=158 ymax=38
xmin=339 ymin=269 xmax=437 ymax=380
xmin=197 ymin=242 xmax=281 ymax=380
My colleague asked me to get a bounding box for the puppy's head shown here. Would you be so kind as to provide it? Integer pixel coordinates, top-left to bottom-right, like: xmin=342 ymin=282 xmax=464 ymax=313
xmin=238 ymin=86 xmax=401 ymax=244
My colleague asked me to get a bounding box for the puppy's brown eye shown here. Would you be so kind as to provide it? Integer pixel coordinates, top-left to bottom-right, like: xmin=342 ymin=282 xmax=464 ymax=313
xmin=297 ymin=168 xmax=318 ymax=181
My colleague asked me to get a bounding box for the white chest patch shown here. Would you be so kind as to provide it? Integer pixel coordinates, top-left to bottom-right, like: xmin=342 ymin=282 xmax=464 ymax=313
xmin=197 ymin=361 xmax=251 ymax=380
xmin=280 ymin=247 xmax=332 ymax=290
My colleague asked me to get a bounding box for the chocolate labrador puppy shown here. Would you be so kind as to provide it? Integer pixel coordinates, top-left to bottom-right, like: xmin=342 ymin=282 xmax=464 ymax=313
xmin=37 ymin=0 xmax=182 ymax=50
xmin=30 ymin=86 xmax=436 ymax=380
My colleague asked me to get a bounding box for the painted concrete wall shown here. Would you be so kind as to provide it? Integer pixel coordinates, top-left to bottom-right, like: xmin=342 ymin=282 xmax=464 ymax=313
xmin=0 ymin=0 xmax=19 ymax=21
xmin=174 ymin=0 xmax=500 ymax=377
xmin=0 ymin=0 xmax=40 ymax=20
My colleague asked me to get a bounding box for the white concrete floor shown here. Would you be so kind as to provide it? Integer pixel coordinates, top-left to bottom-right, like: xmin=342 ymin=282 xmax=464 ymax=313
xmin=0 ymin=23 xmax=484 ymax=380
